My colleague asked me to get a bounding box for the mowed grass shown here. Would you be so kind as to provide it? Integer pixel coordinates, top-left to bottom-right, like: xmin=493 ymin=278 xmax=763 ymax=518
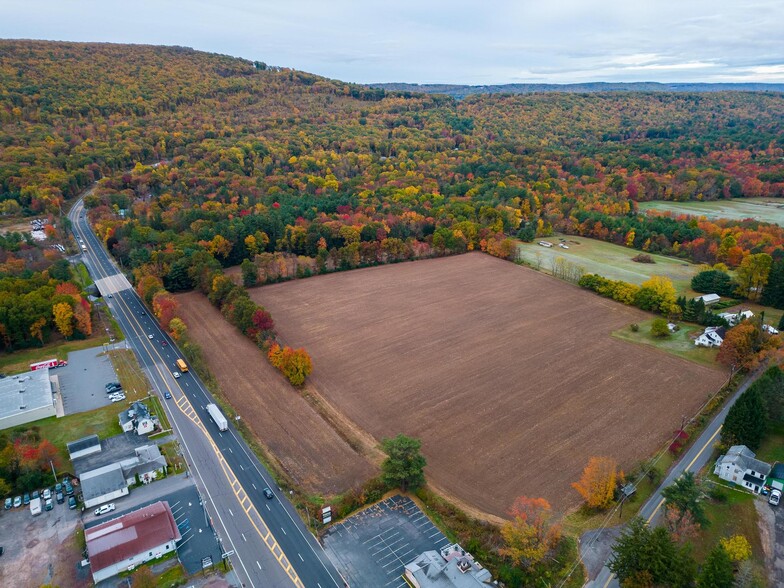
xmin=516 ymin=234 xmax=701 ymax=295
xmin=755 ymin=422 xmax=784 ymax=465
xmin=109 ymin=348 xmax=171 ymax=432
xmin=639 ymin=198 xmax=784 ymax=226
xmin=612 ymin=320 xmax=721 ymax=368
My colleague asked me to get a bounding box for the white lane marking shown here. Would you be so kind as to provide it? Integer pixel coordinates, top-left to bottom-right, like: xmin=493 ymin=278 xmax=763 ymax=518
xmin=256 ymin=561 xmax=262 ymax=570
xmin=281 ymin=527 xmax=287 ymax=535
xmin=252 ymin=483 xmax=257 ymax=490
xmin=298 ymin=553 xmax=304 ymax=562
xmin=242 ymin=533 xmax=247 ymax=542
xmin=228 ymin=508 xmax=234 ymax=516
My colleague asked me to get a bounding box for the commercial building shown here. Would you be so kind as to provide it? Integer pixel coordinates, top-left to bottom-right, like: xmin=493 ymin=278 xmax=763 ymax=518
xmin=0 ymin=369 xmax=56 ymax=431
xmin=86 ymin=501 xmax=181 ymax=582
xmin=404 ymin=543 xmax=493 ymax=588
xmin=80 ymin=462 xmax=130 ymax=508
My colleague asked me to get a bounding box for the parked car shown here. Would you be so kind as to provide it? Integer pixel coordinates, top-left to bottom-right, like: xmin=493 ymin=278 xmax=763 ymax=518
xmin=3 ymin=498 xmax=11 ymax=510
xmin=13 ymin=496 xmax=21 ymax=508
xmin=23 ymin=494 xmax=30 ymax=505
xmin=68 ymin=496 xmax=77 ymax=510
xmin=559 ymin=243 xmax=570 ymax=249
xmin=263 ymin=488 xmax=274 ymax=500
xmin=42 ymin=488 xmax=51 ymax=500
xmin=110 ymin=395 xmax=126 ymax=403
xmin=164 ymin=392 xmax=172 ymax=399
xmin=54 ymin=483 xmax=62 ymax=494
xmin=56 ymin=491 xmax=64 ymax=504
xmin=32 ymin=490 xmax=39 ymax=500
xmin=64 ymin=482 xmax=73 ymax=496
xmin=105 ymin=382 xmax=121 ymax=390
xmin=94 ymin=503 xmax=115 ymax=516
xmin=770 ymin=489 xmax=781 ymax=506
xmin=45 ymin=499 xmax=53 ymax=511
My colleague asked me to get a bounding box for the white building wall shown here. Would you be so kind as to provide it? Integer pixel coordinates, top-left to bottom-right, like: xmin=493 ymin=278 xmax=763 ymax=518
xmin=92 ymin=539 xmax=177 ymax=583
xmin=83 ymin=486 xmax=129 ymax=509
xmin=0 ymin=404 xmax=56 ymax=431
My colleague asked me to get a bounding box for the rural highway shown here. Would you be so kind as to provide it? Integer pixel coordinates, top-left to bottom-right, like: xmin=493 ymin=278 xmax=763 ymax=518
xmin=68 ymin=199 xmax=346 ymax=588
xmin=586 ymin=371 xmax=758 ymax=588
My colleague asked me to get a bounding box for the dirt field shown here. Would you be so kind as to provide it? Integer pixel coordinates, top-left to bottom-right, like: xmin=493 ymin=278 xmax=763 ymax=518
xmin=249 ymin=253 xmax=728 ymax=517
xmin=175 ymin=292 xmax=375 ymax=495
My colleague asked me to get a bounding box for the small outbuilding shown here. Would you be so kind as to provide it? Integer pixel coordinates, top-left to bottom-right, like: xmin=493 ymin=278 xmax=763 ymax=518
xmin=694 ymin=293 xmax=720 ymax=305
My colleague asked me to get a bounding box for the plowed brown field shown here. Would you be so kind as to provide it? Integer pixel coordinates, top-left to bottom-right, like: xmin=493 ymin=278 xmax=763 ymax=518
xmin=175 ymin=291 xmax=375 ymax=494
xmin=247 ymin=253 xmax=727 ymax=516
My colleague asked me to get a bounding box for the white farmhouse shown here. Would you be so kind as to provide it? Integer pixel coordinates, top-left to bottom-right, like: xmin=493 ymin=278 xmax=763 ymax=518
xmin=714 ymin=445 xmax=771 ymax=494
xmin=695 ymin=326 xmax=726 ymax=347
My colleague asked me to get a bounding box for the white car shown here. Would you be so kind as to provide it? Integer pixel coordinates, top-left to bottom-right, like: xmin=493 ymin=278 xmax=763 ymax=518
xmin=148 ymin=334 xmax=154 ymax=339
xmin=559 ymin=243 xmax=569 ymax=249
xmin=94 ymin=503 xmax=115 ymax=516
xmin=110 ymin=395 xmax=126 ymax=403
xmin=42 ymin=488 xmax=51 ymax=500
xmin=770 ymin=489 xmax=781 ymax=506
xmin=172 ymin=371 xmax=181 ymax=379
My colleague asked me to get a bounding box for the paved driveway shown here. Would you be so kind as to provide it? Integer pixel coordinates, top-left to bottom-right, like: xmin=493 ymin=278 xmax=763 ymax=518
xmin=56 ymin=346 xmax=118 ymax=414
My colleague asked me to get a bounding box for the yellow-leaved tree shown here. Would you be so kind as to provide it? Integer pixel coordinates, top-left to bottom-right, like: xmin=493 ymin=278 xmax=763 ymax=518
xmin=499 ymin=496 xmax=562 ymax=569
xmin=572 ymin=456 xmax=619 ymax=509
xmin=52 ymin=302 xmax=73 ymax=339
xmin=719 ymin=535 xmax=751 ymax=562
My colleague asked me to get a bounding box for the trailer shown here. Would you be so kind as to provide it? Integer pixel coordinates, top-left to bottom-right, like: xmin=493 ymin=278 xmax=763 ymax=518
xmin=30 ymin=358 xmax=67 ymax=371
xmin=206 ymin=404 xmax=228 ymax=432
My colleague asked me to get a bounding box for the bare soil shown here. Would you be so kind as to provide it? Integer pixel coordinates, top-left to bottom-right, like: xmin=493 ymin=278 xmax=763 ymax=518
xmin=249 ymin=253 xmax=728 ymax=517
xmin=175 ymin=292 xmax=375 ymax=495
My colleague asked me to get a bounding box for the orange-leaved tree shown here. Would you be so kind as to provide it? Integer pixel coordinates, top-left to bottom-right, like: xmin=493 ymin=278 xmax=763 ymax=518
xmin=500 ymin=496 xmax=562 ymax=569
xmin=572 ymin=456 xmax=619 ymax=509
xmin=267 ymin=343 xmax=313 ymax=386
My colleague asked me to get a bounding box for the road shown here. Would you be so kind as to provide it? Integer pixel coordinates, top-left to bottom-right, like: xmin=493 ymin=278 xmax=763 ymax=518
xmin=69 ymin=199 xmax=346 ymax=588
xmin=586 ymin=371 xmax=757 ymax=588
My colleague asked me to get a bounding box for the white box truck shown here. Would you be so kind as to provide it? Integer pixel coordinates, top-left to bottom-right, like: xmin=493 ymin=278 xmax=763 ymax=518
xmin=30 ymin=497 xmax=42 ymax=516
xmin=206 ymin=404 xmax=228 ymax=432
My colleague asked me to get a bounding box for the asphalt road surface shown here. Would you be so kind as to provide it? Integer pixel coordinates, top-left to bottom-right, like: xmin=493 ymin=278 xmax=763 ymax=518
xmin=586 ymin=371 xmax=757 ymax=588
xmin=69 ymin=198 xmax=346 ymax=588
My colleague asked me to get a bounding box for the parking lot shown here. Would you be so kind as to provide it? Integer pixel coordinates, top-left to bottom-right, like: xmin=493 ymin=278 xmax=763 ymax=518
xmin=323 ymin=495 xmax=450 ymax=588
xmin=56 ymin=345 xmax=120 ymax=414
xmin=0 ymin=490 xmax=85 ymax=587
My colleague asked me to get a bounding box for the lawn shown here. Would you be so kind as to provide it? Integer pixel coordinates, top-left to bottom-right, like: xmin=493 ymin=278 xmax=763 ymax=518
xmin=638 ymin=198 xmax=784 ymax=227
xmin=13 ymin=404 xmax=123 ymax=472
xmin=109 ymin=349 xmax=171 ymax=432
xmin=611 ymin=320 xmax=722 ymax=368
xmin=755 ymin=422 xmax=784 ymax=465
xmin=516 ymin=234 xmax=701 ymax=295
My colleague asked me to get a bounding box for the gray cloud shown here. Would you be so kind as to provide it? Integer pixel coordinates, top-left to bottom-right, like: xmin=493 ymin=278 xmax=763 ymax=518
xmin=1 ymin=0 xmax=783 ymax=83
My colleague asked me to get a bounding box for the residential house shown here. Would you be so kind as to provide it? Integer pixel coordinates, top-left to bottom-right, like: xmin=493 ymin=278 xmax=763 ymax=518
xmin=694 ymin=293 xmax=720 ymax=305
xmin=85 ymin=501 xmax=181 ymax=582
xmin=714 ymin=445 xmax=771 ymax=494
xmin=118 ymin=445 xmax=167 ymax=486
xmin=695 ymin=326 xmax=726 ymax=347
xmin=118 ymin=402 xmax=155 ymax=435
xmin=718 ymin=310 xmax=754 ymax=327
xmin=404 ymin=543 xmax=493 ymax=588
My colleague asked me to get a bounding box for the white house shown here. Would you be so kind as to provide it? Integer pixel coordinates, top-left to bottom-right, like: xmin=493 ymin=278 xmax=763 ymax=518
xmin=714 ymin=445 xmax=771 ymax=494
xmin=119 ymin=445 xmax=168 ymax=486
xmin=118 ymin=402 xmax=155 ymax=435
xmin=85 ymin=501 xmax=181 ymax=582
xmin=695 ymin=326 xmax=726 ymax=347
xmin=694 ymin=293 xmax=720 ymax=305
xmin=718 ymin=310 xmax=754 ymax=327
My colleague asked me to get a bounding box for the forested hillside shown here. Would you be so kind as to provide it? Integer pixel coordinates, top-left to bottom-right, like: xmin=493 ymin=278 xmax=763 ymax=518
xmin=2 ymin=40 xmax=784 ymax=305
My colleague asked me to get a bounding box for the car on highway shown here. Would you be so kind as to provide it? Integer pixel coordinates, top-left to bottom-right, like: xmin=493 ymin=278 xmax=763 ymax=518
xmin=140 ymin=311 xmax=146 ymax=316
xmin=160 ymin=340 xmax=168 ymax=346
xmin=68 ymin=496 xmax=77 ymax=510
xmin=263 ymin=488 xmax=274 ymax=500
xmin=13 ymin=496 xmax=21 ymax=508
xmin=164 ymin=392 xmax=172 ymax=399
xmin=172 ymin=371 xmax=180 ymax=379
xmin=3 ymin=498 xmax=11 ymax=510
xmin=94 ymin=503 xmax=115 ymax=516
xmin=148 ymin=334 xmax=154 ymax=339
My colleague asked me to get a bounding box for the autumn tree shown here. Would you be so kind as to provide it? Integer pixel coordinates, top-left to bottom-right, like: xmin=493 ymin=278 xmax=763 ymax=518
xmin=380 ymin=434 xmax=426 ymax=492
xmin=572 ymin=456 xmax=618 ymax=509
xmin=661 ymin=472 xmax=707 ymax=527
xmin=169 ymin=317 xmax=187 ymax=340
xmin=635 ymin=276 xmax=680 ymax=316
xmin=29 ymin=317 xmax=46 ymax=345
xmin=52 ymin=302 xmax=73 ymax=338
xmin=129 ymin=566 xmax=156 ymax=588
xmin=499 ymin=496 xmax=562 ymax=569
xmin=664 ymin=505 xmax=699 ymax=544
xmin=734 ymin=253 xmax=772 ymax=301
xmin=72 ymin=300 xmax=92 ymax=336
xmin=716 ymin=322 xmax=762 ymax=370
xmin=266 ymin=343 xmax=312 ymax=386
xmin=719 ymin=535 xmax=751 ymax=563
xmin=152 ymin=290 xmax=179 ymax=331
xmin=650 ymin=318 xmax=670 ymax=338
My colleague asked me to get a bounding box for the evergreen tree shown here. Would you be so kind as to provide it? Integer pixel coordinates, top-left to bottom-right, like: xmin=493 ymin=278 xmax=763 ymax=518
xmin=662 ymin=472 xmax=708 ymax=527
xmin=760 ymin=258 xmax=784 ymax=308
xmin=698 ymin=544 xmax=734 ymax=588
xmin=723 ymin=386 xmax=767 ymax=450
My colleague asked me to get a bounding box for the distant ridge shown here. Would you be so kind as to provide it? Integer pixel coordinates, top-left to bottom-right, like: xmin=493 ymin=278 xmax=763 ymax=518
xmin=369 ymin=81 xmax=784 ymax=98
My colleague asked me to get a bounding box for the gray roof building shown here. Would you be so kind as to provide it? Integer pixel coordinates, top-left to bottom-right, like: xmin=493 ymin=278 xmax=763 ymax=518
xmin=79 ymin=462 xmax=129 ymax=508
xmin=404 ymin=544 xmax=493 ymax=588
xmin=67 ymin=434 xmax=101 ymax=460
xmin=0 ymin=369 xmax=56 ymax=431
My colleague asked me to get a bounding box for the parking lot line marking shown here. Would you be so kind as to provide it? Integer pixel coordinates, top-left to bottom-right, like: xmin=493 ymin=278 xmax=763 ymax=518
xmin=397 ymin=548 xmax=415 ymax=560
xmin=242 ymin=533 xmax=246 ymax=542
xmin=256 ymin=561 xmax=262 ymax=570
xmin=428 ymin=530 xmax=441 ymax=538
xmin=228 ymin=508 xmax=234 ymax=516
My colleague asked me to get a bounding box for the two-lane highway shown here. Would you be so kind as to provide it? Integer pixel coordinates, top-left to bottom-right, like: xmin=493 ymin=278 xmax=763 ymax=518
xmin=69 ymin=199 xmax=346 ymax=588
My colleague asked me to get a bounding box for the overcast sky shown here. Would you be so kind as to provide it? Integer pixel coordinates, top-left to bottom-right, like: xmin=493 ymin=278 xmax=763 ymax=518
xmin=2 ymin=0 xmax=783 ymax=84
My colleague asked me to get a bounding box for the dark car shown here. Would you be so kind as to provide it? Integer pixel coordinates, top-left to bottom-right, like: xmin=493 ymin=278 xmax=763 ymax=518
xmin=55 ymin=483 xmax=62 ymax=494
xmin=64 ymin=482 xmax=73 ymax=496
xmin=160 ymin=340 xmax=168 ymax=346
xmin=23 ymin=493 xmax=30 ymax=505
xmin=56 ymin=491 xmax=64 ymax=504
xmin=32 ymin=490 xmax=39 ymax=500
xmin=263 ymin=488 xmax=274 ymax=500
xmin=140 ymin=311 xmax=146 ymax=316
xmin=3 ymin=498 xmax=10 ymax=510
xmin=164 ymin=392 xmax=172 ymax=399
xmin=68 ymin=496 xmax=77 ymax=510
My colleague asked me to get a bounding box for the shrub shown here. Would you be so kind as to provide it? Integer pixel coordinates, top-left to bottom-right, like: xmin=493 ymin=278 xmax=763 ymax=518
xmin=631 ymin=253 xmax=655 ymax=264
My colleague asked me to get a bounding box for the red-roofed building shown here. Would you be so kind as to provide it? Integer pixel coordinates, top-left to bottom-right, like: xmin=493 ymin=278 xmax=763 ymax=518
xmin=85 ymin=501 xmax=181 ymax=582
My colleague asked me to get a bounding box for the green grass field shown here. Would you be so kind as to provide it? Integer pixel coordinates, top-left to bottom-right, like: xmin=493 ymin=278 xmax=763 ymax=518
xmin=638 ymin=198 xmax=784 ymax=226
xmin=612 ymin=320 xmax=722 ymax=368
xmin=516 ymin=235 xmax=701 ymax=295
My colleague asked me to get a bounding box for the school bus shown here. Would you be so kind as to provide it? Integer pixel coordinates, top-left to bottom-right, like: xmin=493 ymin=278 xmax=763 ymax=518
xmin=176 ymin=358 xmax=188 ymax=372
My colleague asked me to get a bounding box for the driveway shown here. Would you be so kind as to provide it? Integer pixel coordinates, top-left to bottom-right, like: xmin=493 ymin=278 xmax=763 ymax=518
xmin=757 ymin=498 xmax=784 ymax=585
xmin=56 ymin=345 xmax=118 ymax=414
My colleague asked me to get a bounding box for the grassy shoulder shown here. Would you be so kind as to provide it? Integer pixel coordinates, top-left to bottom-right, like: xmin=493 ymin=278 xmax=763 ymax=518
xmin=611 ymin=319 xmax=721 ymax=368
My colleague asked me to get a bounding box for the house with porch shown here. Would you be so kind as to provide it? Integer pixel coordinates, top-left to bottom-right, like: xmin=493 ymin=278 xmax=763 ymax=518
xmin=714 ymin=445 xmax=771 ymax=494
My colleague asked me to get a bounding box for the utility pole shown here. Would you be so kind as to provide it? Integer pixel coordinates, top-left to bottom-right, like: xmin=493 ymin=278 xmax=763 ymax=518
xmin=50 ymin=460 xmax=58 ymax=483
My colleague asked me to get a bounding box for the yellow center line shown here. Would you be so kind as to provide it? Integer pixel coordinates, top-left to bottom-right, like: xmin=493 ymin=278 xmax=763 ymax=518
xmin=74 ymin=213 xmax=304 ymax=588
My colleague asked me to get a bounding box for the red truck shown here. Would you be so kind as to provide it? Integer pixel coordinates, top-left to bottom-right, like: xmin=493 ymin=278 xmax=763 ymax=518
xmin=29 ymin=359 xmax=68 ymax=371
